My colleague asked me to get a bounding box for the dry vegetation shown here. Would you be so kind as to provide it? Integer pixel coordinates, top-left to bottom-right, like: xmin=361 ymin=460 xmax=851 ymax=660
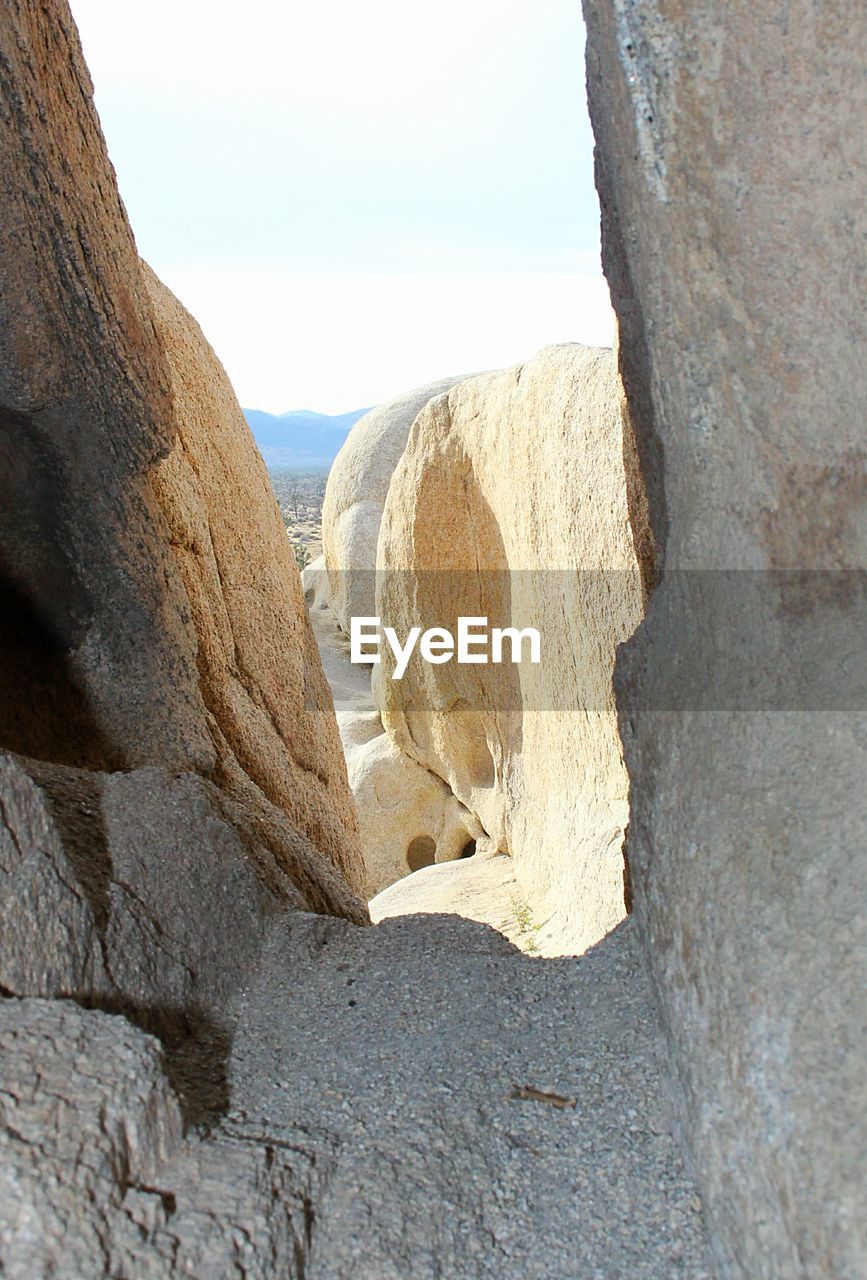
xmin=269 ymin=467 xmax=329 ymax=567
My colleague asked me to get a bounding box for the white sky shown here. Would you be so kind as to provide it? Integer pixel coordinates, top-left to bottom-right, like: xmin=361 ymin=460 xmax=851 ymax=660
xmin=70 ymin=0 xmax=612 ymax=413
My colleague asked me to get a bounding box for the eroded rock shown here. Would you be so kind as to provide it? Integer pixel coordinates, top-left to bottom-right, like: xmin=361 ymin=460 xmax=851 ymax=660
xmin=0 ymin=999 xmax=318 ymax=1279
xmin=305 ymin=575 xmax=482 ymax=897
xmin=0 ymin=4 xmax=371 ymax=1260
xmin=146 ymin=267 xmax=366 ymax=912
xmin=376 ymin=345 xmax=645 ymax=953
xmin=0 ymin=752 xmax=292 ymax=1042
xmin=0 ymin=0 xmax=365 ymax=921
xmin=370 ymin=852 xmax=525 ymax=945
xmin=0 ymin=0 xmax=208 ymax=775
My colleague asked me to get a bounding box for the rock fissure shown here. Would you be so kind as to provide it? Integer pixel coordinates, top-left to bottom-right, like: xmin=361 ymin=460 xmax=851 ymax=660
xmin=1 ymin=1 xmax=862 ymax=1277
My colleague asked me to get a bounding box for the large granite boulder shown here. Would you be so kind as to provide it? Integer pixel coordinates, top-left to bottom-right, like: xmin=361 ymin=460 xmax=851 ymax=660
xmin=0 ymin=0 xmax=206 ymax=774
xmin=0 ymin=3 xmax=367 ymax=1263
xmin=375 ymin=345 xmax=646 ymax=953
xmin=369 ymin=852 xmax=526 ymax=947
xmin=304 ymin=567 xmax=483 ymax=897
xmin=146 ymin=267 xmax=364 ymax=907
xmin=584 ymin=1 xmax=867 ymax=1273
xmin=322 ymin=376 xmax=475 ymax=632
xmin=346 ymin=730 xmax=484 ymax=898
xmin=0 ymin=0 xmax=365 ymax=920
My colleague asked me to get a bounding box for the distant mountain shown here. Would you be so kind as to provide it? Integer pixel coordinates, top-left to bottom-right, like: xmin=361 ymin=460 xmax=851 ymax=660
xmin=243 ymin=406 xmax=370 ymax=471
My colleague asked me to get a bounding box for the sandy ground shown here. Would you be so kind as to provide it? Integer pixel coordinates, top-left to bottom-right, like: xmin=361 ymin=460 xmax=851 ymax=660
xmin=286 ymin=519 xmax=322 ymax=562
xmin=228 ymin=912 xmax=713 ymax=1277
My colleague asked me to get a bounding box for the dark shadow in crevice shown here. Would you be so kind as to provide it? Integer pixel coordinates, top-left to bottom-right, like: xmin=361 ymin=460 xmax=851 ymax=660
xmin=23 ymin=756 xmax=113 ymax=939
xmin=74 ymin=992 xmax=233 ymax=1131
xmin=4 ymin=754 xmax=239 ymax=1132
xmin=0 ymin=575 xmax=119 ymax=771
xmin=0 ymin=406 xmax=120 ymax=771
xmin=594 ymin=178 xmax=665 ymax=600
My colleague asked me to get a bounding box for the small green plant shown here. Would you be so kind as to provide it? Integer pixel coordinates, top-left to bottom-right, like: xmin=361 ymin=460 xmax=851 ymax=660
xmin=293 ymin=543 xmax=309 ymax=572
xmin=509 ymin=894 xmax=542 ymax=954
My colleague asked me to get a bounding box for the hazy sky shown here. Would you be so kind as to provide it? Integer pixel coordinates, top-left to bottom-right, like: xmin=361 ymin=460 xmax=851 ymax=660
xmin=70 ymin=0 xmax=611 ymax=413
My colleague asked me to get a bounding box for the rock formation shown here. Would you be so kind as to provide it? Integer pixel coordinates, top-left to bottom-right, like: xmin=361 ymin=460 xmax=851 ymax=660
xmin=303 ymin=556 xmax=483 ymax=897
xmin=0 ymin=0 xmax=364 ymax=921
xmin=322 ymin=376 xmax=476 ymax=632
xmin=1 ymin=999 xmax=319 ymax=1276
xmin=315 ymin=346 xmax=645 ymax=934
xmin=0 ymin=4 xmax=367 ymax=1265
xmin=370 ymin=851 xmax=527 ymax=946
xmin=375 ymin=345 xmax=646 ymax=953
xmin=0 ymin=754 xmax=296 ymax=1033
xmin=0 ymin=0 xmax=202 ymax=775
xmin=146 ymin=267 xmax=365 ymax=908
xmin=2 ymin=0 xmax=863 ymax=1273
xmin=583 ymin=1 xmax=867 ymax=1273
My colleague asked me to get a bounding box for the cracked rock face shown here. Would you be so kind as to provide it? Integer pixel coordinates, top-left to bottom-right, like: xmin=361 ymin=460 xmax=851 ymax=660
xmin=0 ymin=999 xmax=319 ymax=1279
xmin=0 ymin=753 xmax=290 ymax=1040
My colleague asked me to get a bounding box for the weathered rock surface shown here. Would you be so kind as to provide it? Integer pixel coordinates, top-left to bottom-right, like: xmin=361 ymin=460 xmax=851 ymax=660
xmin=348 ymin=732 xmax=484 ymax=897
xmin=322 ymin=376 xmax=476 ymax=632
xmin=302 ymin=552 xmax=331 ymax=611
xmin=0 ymin=0 xmax=207 ymax=775
xmin=1 ymin=917 xmax=714 ymax=1280
xmin=584 ymin=2 xmax=867 ymax=1274
xmin=305 ymin=571 xmax=482 ymax=897
xmin=0 ymin=0 xmax=365 ymax=920
xmin=0 ymin=5 xmax=373 ymax=1261
xmin=370 ymin=850 xmax=527 ymax=945
xmin=228 ymin=912 xmax=713 ymax=1278
xmin=376 ymin=345 xmax=645 ymax=953
xmin=146 ymin=267 xmax=365 ymax=910
xmin=0 ymin=752 xmax=296 ymax=1052
xmin=0 ymin=999 xmax=321 ymax=1279
xmin=4 ymin=0 xmax=859 ymax=1273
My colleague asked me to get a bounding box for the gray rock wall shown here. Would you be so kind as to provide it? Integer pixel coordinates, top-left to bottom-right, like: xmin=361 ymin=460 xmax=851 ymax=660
xmin=583 ymin=2 xmax=867 ymax=1274
xmin=1 ymin=999 xmax=320 ymax=1277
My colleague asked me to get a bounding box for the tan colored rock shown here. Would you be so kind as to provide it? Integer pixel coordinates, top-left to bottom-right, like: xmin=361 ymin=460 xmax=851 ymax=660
xmin=347 ymin=732 xmax=484 ymax=898
xmin=0 ymin=0 xmax=365 ymax=923
xmin=376 ymin=344 xmax=645 ymax=954
xmin=145 ymin=269 xmax=365 ymax=912
xmin=302 ymin=553 xmax=331 ymax=612
xmin=370 ymin=852 xmax=532 ymax=949
xmin=322 ymin=376 xmax=475 ymax=632
xmin=305 ymin=579 xmax=482 ymax=897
